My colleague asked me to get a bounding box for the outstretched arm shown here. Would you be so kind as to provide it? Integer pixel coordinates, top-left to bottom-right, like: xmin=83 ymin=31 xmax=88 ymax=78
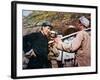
xmin=54 ymin=37 xmax=70 ymax=52
xmin=70 ymin=31 xmax=83 ymax=52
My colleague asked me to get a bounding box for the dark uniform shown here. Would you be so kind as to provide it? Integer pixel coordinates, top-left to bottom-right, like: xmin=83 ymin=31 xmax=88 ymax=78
xmin=23 ymin=31 xmax=50 ymax=69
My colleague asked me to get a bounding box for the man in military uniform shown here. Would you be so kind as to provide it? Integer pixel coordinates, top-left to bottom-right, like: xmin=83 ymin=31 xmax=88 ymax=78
xmin=54 ymin=16 xmax=91 ymax=66
xmin=23 ymin=21 xmax=52 ymax=69
xmin=48 ymin=31 xmax=60 ymax=68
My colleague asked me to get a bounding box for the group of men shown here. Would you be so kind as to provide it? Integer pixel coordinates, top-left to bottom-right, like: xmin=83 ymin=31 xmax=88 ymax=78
xmin=23 ymin=16 xmax=91 ymax=69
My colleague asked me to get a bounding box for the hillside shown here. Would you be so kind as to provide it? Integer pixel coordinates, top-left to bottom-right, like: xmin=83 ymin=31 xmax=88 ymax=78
xmin=22 ymin=10 xmax=90 ymax=36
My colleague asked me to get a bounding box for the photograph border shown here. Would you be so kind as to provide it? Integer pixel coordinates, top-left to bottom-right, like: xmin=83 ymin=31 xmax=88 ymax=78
xmin=11 ymin=1 xmax=98 ymax=79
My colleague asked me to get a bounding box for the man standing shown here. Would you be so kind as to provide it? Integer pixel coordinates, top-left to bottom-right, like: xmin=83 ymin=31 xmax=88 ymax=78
xmin=48 ymin=31 xmax=60 ymax=68
xmin=23 ymin=21 xmax=52 ymax=69
xmin=54 ymin=16 xmax=91 ymax=66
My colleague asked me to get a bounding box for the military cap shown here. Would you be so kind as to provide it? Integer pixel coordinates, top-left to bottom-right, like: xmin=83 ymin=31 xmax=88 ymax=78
xmin=79 ymin=16 xmax=90 ymax=27
xmin=41 ymin=20 xmax=53 ymax=28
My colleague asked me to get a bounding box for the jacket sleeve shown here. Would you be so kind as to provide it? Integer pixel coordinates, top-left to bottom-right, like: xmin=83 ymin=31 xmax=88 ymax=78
xmin=50 ymin=45 xmax=60 ymax=57
xmin=70 ymin=31 xmax=83 ymax=52
xmin=23 ymin=33 xmax=36 ymax=53
xmin=55 ymin=42 xmax=70 ymax=52
xmin=23 ymin=35 xmax=32 ymax=53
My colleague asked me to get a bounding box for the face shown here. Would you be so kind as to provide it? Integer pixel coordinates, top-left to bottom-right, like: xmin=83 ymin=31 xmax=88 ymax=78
xmin=42 ymin=26 xmax=51 ymax=36
xmin=77 ymin=21 xmax=84 ymax=30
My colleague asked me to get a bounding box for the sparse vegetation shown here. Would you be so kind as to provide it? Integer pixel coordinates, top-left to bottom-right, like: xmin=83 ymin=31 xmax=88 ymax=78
xmin=23 ymin=10 xmax=90 ymax=36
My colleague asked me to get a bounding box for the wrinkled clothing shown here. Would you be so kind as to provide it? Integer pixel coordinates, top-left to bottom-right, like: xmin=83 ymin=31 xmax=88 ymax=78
xmin=48 ymin=44 xmax=60 ymax=68
xmin=23 ymin=32 xmax=50 ymax=69
xmin=71 ymin=30 xmax=91 ymax=66
xmin=56 ymin=30 xmax=91 ymax=66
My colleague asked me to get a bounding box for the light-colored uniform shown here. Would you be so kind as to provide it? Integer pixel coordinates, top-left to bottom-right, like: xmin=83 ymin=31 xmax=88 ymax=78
xmin=48 ymin=43 xmax=60 ymax=68
xmin=56 ymin=30 xmax=91 ymax=66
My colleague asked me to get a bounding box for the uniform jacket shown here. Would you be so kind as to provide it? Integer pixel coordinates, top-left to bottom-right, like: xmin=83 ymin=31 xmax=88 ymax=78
xmin=56 ymin=30 xmax=91 ymax=66
xmin=71 ymin=30 xmax=91 ymax=66
xmin=23 ymin=32 xmax=49 ymax=69
xmin=48 ymin=43 xmax=60 ymax=68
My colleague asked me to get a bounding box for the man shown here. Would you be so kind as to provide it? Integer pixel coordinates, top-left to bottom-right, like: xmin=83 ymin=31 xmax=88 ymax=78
xmin=48 ymin=31 xmax=60 ymax=68
xmin=23 ymin=21 xmax=52 ymax=69
xmin=54 ymin=16 xmax=91 ymax=66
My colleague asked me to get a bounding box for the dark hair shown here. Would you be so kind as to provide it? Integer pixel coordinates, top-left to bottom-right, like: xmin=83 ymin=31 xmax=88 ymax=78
xmin=42 ymin=21 xmax=53 ymax=28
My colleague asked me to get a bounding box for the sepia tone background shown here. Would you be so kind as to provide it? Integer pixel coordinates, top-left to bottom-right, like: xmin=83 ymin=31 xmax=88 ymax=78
xmin=22 ymin=10 xmax=91 ymax=36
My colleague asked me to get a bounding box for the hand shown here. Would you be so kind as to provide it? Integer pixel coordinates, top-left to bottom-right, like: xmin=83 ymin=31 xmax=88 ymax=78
xmin=54 ymin=37 xmax=63 ymax=44
xmin=48 ymin=40 xmax=54 ymax=44
xmin=25 ymin=49 xmax=37 ymax=58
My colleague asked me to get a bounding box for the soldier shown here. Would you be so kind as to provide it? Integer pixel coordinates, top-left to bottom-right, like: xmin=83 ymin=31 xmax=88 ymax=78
xmin=23 ymin=21 xmax=52 ymax=69
xmin=48 ymin=31 xmax=60 ymax=68
xmin=54 ymin=16 xmax=91 ymax=66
